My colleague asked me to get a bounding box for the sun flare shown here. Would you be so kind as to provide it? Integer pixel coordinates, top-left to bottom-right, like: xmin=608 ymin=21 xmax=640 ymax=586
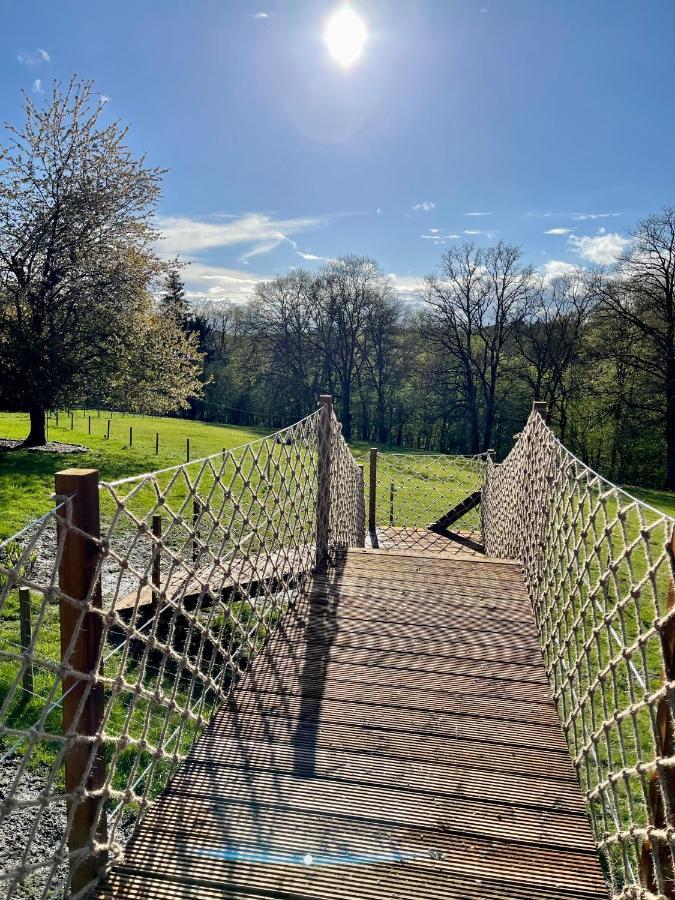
xmin=324 ymin=6 xmax=367 ymax=68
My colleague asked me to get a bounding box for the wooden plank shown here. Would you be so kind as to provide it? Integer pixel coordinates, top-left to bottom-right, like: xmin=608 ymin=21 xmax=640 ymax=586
xmin=100 ymin=547 xmax=606 ymax=900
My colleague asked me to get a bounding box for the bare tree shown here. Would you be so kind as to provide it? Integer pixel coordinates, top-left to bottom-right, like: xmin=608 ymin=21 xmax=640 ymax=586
xmin=313 ymin=256 xmax=387 ymax=440
xmin=361 ymin=291 xmax=404 ymax=443
xmin=250 ymin=271 xmax=319 ymax=419
xmin=0 ymin=79 xmax=201 ymax=445
xmin=424 ymin=242 xmax=533 ymax=452
xmin=596 ymin=207 xmax=675 ymax=489
xmin=515 ymin=270 xmax=594 ymax=442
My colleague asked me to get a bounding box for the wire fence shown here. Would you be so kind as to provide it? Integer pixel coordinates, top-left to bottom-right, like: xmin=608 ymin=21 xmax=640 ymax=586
xmin=359 ymin=448 xmax=487 ymax=553
xmin=483 ymin=407 xmax=675 ymax=900
xmin=0 ymin=401 xmax=363 ymax=899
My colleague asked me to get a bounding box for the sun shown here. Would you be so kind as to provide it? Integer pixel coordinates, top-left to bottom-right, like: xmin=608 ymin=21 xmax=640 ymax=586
xmin=324 ymin=6 xmax=367 ymax=69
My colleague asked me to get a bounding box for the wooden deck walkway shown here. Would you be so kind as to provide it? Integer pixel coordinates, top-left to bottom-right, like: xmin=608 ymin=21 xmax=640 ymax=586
xmin=101 ymin=546 xmax=607 ymax=900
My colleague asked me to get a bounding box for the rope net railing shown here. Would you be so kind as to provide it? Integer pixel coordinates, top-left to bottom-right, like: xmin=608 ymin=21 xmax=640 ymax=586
xmin=0 ymin=399 xmax=364 ymax=899
xmin=359 ymin=448 xmax=486 ymax=552
xmin=482 ymin=407 xmax=675 ymax=900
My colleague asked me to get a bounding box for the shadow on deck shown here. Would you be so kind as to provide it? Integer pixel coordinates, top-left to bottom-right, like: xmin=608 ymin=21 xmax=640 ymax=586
xmin=100 ymin=547 xmax=607 ymax=900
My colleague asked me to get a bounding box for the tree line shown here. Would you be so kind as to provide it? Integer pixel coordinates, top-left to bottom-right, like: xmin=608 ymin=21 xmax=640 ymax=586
xmin=181 ymin=208 xmax=675 ymax=491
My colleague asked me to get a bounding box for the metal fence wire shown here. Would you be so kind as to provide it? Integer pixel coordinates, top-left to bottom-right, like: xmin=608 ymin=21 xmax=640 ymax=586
xmin=483 ymin=408 xmax=675 ymax=900
xmin=0 ymin=401 xmax=363 ymax=899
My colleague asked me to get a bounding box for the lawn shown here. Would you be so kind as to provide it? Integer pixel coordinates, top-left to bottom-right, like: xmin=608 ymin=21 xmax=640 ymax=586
xmin=0 ymin=410 xmax=266 ymax=539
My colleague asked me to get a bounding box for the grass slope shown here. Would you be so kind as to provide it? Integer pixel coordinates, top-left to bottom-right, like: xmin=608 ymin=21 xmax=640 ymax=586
xmin=0 ymin=411 xmax=265 ymax=539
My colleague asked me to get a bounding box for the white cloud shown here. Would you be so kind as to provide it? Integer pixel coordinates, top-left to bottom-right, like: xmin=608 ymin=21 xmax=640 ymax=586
xmin=156 ymin=212 xmax=327 ymax=260
xmin=388 ymin=273 xmax=426 ymax=305
xmin=568 ymin=232 xmax=632 ymax=265
xmin=570 ymin=212 xmax=621 ymax=221
xmin=17 ymin=48 xmax=50 ymax=65
xmin=542 ymin=259 xmax=578 ymax=279
xmin=412 ymin=201 xmax=435 ymax=212
xmin=182 ymin=261 xmax=267 ymax=303
xmin=253 ymin=11 xmax=270 ymax=17
xmin=297 ymin=251 xmax=324 ymax=261
xmin=376 ymin=207 xmax=382 ymax=215
xmin=464 ymin=211 xmax=493 ymax=217
xmin=598 ymin=226 xmax=606 ymax=234
xmin=32 ymin=78 xmax=43 ymax=94
xmin=464 ymin=229 xmax=496 ymax=238
xmin=545 ymin=227 xmax=573 ymax=236
xmin=99 ymin=94 xmax=111 ymax=105
xmin=420 ymin=232 xmax=459 ymax=240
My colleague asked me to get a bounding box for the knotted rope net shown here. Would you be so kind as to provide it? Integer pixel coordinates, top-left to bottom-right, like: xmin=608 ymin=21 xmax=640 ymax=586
xmin=0 ymin=406 xmax=363 ymax=899
xmin=483 ymin=409 xmax=675 ymax=900
xmin=360 ymin=450 xmax=486 ymax=552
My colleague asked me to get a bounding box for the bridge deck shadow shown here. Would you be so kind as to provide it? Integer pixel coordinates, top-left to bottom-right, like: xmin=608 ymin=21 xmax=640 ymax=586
xmin=100 ymin=547 xmax=607 ymax=900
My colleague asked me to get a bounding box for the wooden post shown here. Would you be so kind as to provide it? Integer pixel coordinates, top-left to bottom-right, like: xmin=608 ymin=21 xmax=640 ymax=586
xmin=532 ymin=400 xmax=549 ymax=423
xmin=55 ymin=410 xmax=59 ymax=428
xmin=70 ymin=412 xmax=74 ymax=430
xmin=88 ymin=416 xmax=91 ymax=435
xmin=155 ymin=432 xmax=159 ymax=455
xmin=357 ymin=464 xmax=366 ymax=547
xmin=368 ymin=448 xmax=377 ymax=533
xmin=389 ymin=482 xmax=395 ymax=525
xmin=129 ymin=426 xmax=133 ymax=447
xmin=152 ymin=514 xmax=162 ymax=600
xmin=106 ymin=419 xmax=110 ymax=441
xmin=54 ymin=469 xmax=107 ymax=891
xmin=316 ymin=395 xmax=333 ymax=570
xmin=19 ymin=587 xmax=33 ymax=695
xmin=193 ymin=499 xmax=201 ymax=564
xmin=186 ymin=437 xmax=190 ymax=463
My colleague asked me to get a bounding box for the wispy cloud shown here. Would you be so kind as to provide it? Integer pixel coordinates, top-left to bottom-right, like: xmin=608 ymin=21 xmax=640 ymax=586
xmin=568 ymin=232 xmax=631 ymax=265
xmin=420 ymin=231 xmax=459 ymax=242
xmin=156 ymin=212 xmax=328 ymax=260
xmin=464 ymin=211 xmax=493 ymax=217
xmin=388 ymin=273 xmax=426 ymax=305
xmin=297 ymin=251 xmax=325 ymax=261
xmin=570 ymin=212 xmax=621 ymax=221
xmin=463 ymin=229 xmax=496 ymax=238
xmin=99 ymin=94 xmax=111 ymax=105
xmin=32 ymin=78 xmax=43 ymax=94
xmin=545 ymin=227 xmax=573 ymax=236
xmin=17 ymin=48 xmax=50 ymax=66
xmin=253 ymin=11 xmax=270 ymax=18
xmin=412 ymin=201 xmax=435 ymax=212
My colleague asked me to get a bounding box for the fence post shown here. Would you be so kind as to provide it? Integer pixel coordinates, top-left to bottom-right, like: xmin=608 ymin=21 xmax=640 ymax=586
xmin=19 ymin=587 xmax=33 ymax=695
xmin=186 ymin=437 xmax=190 ymax=463
xmin=155 ymin=432 xmax=159 ymax=455
xmin=316 ymin=394 xmax=333 ymax=570
xmin=389 ymin=482 xmax=395 ymax=525
xmin=70 ymin=412 xmax=74 ymax=430
xmin=152 ymin=514 xmax=162 ymax=600
xmin=357 ymin=464 xmax=366 ymax=547
xmin=54 ymin=468 xmax=107 ymax=892
xmin=532 ymin=400 xmax=549 ymax=423
xmin=106 ymin=419 xmax=111 ymax=441
xmin=193 ymin=499 xmax=201 ymax=564
xmin=88 ymin=416 xmax=91 ymax=435
xmin=368 ymin=448 xmax=378 ymax=533
xmin=129 ymin=426 xmax=133 ymax=448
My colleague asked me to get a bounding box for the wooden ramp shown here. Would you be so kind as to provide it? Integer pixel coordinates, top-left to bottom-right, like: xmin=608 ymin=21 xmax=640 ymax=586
xmin=101 ymin=548 xmax=607 ymax=900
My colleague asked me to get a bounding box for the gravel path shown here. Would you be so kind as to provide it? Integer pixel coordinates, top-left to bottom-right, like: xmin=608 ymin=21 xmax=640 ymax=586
xmin=0 ymin=755 xmax=67 ymax=899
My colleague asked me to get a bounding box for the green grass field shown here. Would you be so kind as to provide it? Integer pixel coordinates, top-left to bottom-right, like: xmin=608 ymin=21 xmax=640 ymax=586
xmin=0 ymin=410 xmax=266 ymax=539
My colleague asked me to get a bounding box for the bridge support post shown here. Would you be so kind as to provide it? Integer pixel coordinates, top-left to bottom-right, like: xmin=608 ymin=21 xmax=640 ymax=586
xmin=357 ymin=464 xmax=366 ymax=547
xmin=368 ymin=448 xmax=377 ymax=534
xmin=532 ymin=400 xmax=549 ymax=422
xmin=55 ymin=468 xmax=107 ymax=894
xmin=316 ymin=395 xmax=333 ymax=570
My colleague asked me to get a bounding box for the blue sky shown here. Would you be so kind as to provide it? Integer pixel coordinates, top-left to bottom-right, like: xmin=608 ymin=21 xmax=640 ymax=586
xmin=2 ymin=0 xmax=674 ymax=302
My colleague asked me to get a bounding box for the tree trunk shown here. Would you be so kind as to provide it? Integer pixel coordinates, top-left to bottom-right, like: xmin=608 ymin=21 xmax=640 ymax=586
xmin=666 ymin=357 xmax=675 ymax=491
xmin=22 ymin=405 xmax=47 ymax=447
xmin=341 ymin=382 xmax=352 ymax=441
